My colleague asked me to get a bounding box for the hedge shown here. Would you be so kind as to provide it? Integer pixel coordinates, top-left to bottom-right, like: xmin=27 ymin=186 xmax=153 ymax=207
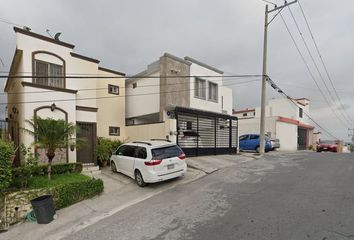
xmin=0 ymin=140 xmax=14 ymax=192
xmin=52 ymin=178 xmax=104 ymax=209
xmin=11 ymin=163 xmax=83 ymax=189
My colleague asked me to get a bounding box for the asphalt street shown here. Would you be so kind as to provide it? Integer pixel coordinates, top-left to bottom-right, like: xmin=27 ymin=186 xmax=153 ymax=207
xmin=64 ymin=152 xmax=354 ymax=240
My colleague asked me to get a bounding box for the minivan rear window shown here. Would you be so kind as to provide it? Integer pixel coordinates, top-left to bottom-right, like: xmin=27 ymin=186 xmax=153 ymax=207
xmin=152 ymin=145 xmax=183 ymax=160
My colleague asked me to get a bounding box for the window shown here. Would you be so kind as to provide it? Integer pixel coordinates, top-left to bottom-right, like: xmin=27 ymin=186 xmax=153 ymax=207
xmin=108 ymin=84 xmax=119 ymax=95
xmin=34 ymin=60 xmax=64 ymax=88
xmin=120 ymin=146 xmax=135 ymax=157
xmin=250 ymin=135 xmax=259 ymax=140
xmin=243 ymin=113 xmax=247 ymax=117
xmin=194 ymin=78 xmax=206 ymax=99
xmin=239 ymin=135 xmax=249 ymax=141
xmin=135 ymin=147 xmax=147 ymax=159
xmin=109 ymin=126 xmax=120 ymax=136
xmin=151 ymin=145 xmax=183 ymax=160
xmin=208 ymin=82 xmax=218 ymax=102
xmin=132 ymin=82 xmax=137 ymax=89
xmin=299 ymin=108 xmax=303 ymax=118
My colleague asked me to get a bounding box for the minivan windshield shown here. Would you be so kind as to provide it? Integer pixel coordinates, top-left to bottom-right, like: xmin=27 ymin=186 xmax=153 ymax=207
xmin=152 ymin=145 xmax=183 ymax=160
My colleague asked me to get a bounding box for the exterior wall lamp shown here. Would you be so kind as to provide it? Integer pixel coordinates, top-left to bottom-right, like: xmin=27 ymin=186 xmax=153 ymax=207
xmin=51 ymin=103 xmax=56 ymax=112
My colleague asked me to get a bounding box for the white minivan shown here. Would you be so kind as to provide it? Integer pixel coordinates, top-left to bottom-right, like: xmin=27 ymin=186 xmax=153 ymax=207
xmin=110 ymin=140 xmax=187 ymax=187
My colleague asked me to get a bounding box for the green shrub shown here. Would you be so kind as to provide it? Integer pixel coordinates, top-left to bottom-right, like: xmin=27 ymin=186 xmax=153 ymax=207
xmin=11 ymin=166 xmax=33 ymax=189
xmin=53 ymin=178 xmax=104 ymax=209
xmin=19 ymin=144 xmax=39 ymax=166
xmin=96 ymin=138 xmax=125 ymax=166
xmin=10 ymin=163 xmax=83 ymax=189
xmin=0 ymin=140 xmax=14 ymax=192
xmin=97 ymin=138 xmax=113 ymax=162
xmin=49 ymin=163 xmax=83 ymax=175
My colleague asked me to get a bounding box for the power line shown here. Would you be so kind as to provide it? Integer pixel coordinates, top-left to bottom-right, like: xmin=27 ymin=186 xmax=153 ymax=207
xmin=1 ymin=74 xmax=262 ymax=79
xmin=0 ymin=17 xmax=24 ymax=28
xmin=0 ymin=77 xmax=260 ymax=96
xmin=1 ymin=79 xmax=260 ymax=106
xmin=268 ymin=77 xmax=340 ymax=140
xmin=287 ymin=5 xmax=353 ymax=127
xmin=279 ymin=13 xmax=351 ymax=129
xmin=297 ymin=0 xmax=354 ymax=125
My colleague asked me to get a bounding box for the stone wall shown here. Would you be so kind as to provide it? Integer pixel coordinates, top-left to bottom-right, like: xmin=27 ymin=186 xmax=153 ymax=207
xmin=4 ymin=188 xmax=53 ymax=225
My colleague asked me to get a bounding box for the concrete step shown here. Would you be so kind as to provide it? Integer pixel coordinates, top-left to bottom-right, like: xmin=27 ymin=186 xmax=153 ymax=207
xmin=82 ymin=165 xmax=100 ymax=172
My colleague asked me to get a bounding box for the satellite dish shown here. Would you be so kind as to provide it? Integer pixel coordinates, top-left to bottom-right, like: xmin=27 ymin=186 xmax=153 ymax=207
xmin=54 ymin=32 xmax=62 ymax=40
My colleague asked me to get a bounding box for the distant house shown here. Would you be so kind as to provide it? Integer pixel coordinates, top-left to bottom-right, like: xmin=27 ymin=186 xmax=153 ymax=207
xmin=125 ymin=53 xmax=237 ymax=156
xmin=4 ymin=27 xmax=126 ymax=165
xmin=233 ymin=98 xmax=315 ymax=151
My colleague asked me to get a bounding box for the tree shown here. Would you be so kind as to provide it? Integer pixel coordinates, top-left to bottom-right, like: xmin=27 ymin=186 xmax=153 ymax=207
xmin=23 ymin=117 xmax=78 ymax=180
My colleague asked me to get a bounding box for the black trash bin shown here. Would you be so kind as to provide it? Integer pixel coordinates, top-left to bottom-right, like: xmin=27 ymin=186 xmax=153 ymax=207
xmin=30 ymin=195 xmax=56 ymax=224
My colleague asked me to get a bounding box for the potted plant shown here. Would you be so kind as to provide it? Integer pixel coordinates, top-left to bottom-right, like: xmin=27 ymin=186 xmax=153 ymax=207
xmin=96 ymin=137 xmax=113 ymax=167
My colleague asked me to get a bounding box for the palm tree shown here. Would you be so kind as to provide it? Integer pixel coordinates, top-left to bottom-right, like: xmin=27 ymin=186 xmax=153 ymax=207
xmin=23 ymin=117 xmax=78 ymax=180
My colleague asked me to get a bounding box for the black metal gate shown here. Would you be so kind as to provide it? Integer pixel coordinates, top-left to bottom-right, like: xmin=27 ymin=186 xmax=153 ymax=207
xmin=175 ymin=107 xmax=238 ymax=156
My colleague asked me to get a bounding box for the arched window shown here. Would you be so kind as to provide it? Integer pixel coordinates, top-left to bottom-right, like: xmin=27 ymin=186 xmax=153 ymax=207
xmin=32 ymin=51 xmax=66 ymax=88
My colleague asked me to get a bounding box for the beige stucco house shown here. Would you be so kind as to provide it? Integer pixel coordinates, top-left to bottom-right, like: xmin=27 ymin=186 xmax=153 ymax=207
xmin=4 ymin=27 xmax=126 ymax=165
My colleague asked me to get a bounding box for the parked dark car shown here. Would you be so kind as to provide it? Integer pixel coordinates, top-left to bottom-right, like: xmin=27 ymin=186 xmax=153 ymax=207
xmin=316 ymin=140 xmax=337 ymax=152
xmin=239 ymin=134 xmax=272 ymax=153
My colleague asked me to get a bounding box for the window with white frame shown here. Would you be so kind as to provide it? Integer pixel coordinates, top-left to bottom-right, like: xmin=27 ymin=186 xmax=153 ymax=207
xmin=208 ymin=81 xmax=218 ymax=102
xmin=109 ymin=126 xmax=120 ymax=136
xmin=194 ymin=78 xmax=206 ymax=99
xmin=34 ymin=60 xmax=64 ymax=88
xmin=108 ymin=84 xmax=119 ymax=95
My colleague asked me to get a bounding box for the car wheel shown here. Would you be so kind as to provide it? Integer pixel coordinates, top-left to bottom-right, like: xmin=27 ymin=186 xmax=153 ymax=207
xmin=256 ymin=146 xmax=260 ymax=153
xmin=135 ymin=170 xmax=146 ymax=187
xmin=111 ymin=161 xmax=117 ymax=172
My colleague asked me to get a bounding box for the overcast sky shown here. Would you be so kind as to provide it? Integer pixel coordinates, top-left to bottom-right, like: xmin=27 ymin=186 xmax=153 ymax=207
xmin=1 ymin=0 xmax=353 ymax=141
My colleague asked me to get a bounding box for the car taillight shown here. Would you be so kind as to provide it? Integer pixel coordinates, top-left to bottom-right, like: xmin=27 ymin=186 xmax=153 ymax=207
xmin=178 ymin=153 xmax=186 ymax=160
xmin=144 ymin=159 xmax=162 ymax=166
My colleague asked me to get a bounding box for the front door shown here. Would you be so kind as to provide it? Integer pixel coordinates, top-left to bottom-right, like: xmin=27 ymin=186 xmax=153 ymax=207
xmin=298 ymin=127 xmax=307 ymax=150
xmin=77 ymin=122 xmax=97 ymax=164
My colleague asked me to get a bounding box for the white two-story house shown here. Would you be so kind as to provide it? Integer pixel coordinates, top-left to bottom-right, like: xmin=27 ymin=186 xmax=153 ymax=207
xmin=234 ymin=98 xmax=315 ymax=151
xmin=125 ymin=53 xmax=237 ymax=156
xmin=126 ymin=53 xmax=232 ymax=125
xmin=4 ymin=27 xmax=126 ymax=165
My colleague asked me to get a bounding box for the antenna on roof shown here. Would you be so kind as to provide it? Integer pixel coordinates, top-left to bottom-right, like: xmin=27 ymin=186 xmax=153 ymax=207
xmin=46 ymin=29 xmax=53 ymax=38
xmin=54 ymin=32 xmax=61 ymax=41
xmin=23 ymin=26 xmax=31 ymax=31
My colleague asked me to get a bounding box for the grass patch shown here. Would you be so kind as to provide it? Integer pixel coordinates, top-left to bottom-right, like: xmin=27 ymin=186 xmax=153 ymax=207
xmin=27 ymin=173 xmax=91 ymax=189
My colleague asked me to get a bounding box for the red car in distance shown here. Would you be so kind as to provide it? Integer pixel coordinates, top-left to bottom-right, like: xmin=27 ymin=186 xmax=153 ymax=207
xmin=316 ymin=140 xmax=338 ymax=152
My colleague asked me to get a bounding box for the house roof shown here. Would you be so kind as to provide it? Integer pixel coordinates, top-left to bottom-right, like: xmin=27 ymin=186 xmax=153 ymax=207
xmin=295 ymin=97 xmax=310 ymax=101
xmin=184 ymin=56 xmax=224 ymax=74
xmin=14 ymin=27 xmax=75 ymax=49
xmin=70 ymin=52 xmax=100 ymax=64
xmin=277 ymin=116 xmax=314 ymax=129
xmin=4 ymin=49 xmax=23 ymax=92
xmin=233 ymin=108 xmax=255 ymax=114
xmin=98 ymin=66 xmax=125 ymax=76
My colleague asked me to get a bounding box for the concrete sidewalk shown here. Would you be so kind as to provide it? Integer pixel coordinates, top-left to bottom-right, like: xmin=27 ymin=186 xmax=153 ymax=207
xmin=2 ymin=154 xmax=253 ymax=240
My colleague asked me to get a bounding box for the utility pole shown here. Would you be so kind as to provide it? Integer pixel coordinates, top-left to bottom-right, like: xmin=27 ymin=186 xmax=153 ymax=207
xmin=259 ymin=0 xmax=297 ymax=154
xmin=349 ymin=128 xmax=354 ymax=152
